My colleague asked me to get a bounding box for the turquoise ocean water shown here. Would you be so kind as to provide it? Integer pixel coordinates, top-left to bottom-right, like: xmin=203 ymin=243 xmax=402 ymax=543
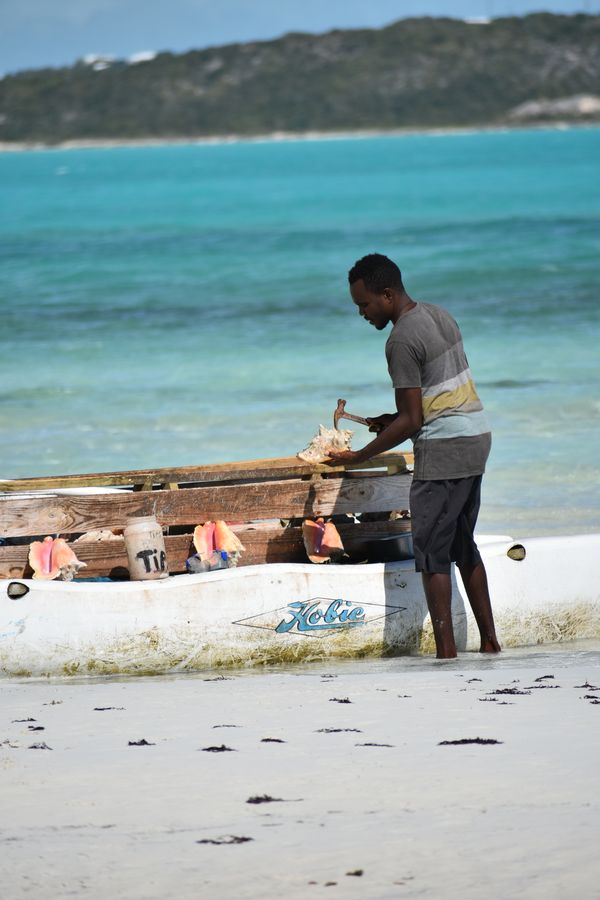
xmin=1 ymin=127 xmax=599 ymax=536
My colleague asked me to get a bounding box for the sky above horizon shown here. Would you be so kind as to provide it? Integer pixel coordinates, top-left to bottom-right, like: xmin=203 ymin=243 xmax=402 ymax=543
xmin=1 ymin=0 xmax=598 ymax=76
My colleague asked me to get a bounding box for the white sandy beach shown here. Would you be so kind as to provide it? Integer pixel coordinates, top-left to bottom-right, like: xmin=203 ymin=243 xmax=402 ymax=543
xmin=0 ymin=122 xmax=594 ymax=153
xmin=2 ymin=646 xmax=600 ymax=899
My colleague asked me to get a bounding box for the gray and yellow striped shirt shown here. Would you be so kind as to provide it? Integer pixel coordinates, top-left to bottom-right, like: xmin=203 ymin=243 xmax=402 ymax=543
xmin=385 ymin=302 xmax=491 ymax=480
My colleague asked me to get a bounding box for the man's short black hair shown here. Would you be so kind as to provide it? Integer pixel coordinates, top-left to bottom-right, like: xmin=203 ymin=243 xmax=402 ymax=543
xmin=348 ymin=253 xmax=403 ymax=293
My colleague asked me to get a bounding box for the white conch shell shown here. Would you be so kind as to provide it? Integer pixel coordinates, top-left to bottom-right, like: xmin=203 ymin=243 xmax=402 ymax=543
xmin=297 ymin=425 xmax=353 ymax=464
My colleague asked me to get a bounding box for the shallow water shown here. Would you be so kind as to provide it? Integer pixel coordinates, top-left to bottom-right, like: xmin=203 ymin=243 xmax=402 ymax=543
xmin=7 ymin=639 xmax=600 ymax=687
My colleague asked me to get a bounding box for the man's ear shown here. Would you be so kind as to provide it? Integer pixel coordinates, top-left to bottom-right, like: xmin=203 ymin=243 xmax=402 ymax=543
xmin=382 ymin=288 xmax=393 ymax=304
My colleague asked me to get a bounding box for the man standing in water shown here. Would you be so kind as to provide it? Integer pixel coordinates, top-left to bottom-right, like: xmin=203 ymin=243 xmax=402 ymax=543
xmin=328 ymin=253 xmax=500 ymax=659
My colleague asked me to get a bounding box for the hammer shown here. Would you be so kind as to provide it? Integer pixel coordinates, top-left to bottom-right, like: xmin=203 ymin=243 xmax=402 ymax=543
xmin=333 ymin=398 xmax=382 ymax=432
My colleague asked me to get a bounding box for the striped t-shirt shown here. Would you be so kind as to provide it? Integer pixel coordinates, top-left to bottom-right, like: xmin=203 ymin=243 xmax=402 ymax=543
xmin=385 ymin=302 xmax=491 ymax=480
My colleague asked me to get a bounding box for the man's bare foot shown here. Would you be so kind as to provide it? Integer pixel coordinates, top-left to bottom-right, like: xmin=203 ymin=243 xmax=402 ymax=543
xmin=480 ymin=637 xmax=501 ymax=653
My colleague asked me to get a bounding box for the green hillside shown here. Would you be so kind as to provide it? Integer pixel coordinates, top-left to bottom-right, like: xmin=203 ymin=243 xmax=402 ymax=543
xmin=1 ymin=13 xmax=599 ymax=143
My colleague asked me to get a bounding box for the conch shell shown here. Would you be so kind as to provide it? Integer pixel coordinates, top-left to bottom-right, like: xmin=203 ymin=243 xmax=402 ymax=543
xmin=193 ymin=521 xmax=216 ymax=561
xmin=214 ymin=520 xmax=245 ymax=556
xmin=302 ymin=518 xmax=345 ymax=564
xmin=193 ymin=521 xmax=245 ymax=561
xmin=297 ymin=425 xmax=353 ymax=464
xmin=28 ymin=536 xmax=87 ymax=581
xmin=74 ymin=529 xmax=122 ymax=542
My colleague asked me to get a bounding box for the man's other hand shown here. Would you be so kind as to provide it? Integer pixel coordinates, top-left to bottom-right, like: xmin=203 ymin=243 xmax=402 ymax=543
xmin=324 ymin=449 xmax=366 ymax=465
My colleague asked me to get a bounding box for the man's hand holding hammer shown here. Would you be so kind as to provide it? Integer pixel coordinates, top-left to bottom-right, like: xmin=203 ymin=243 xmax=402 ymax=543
xmin=327 ymin=390 xmax=422 ymax=464
xmin=326 ymin=412 xmax=398 ymax=464
xmin=365 ymin=413 xmax=398 ymax=433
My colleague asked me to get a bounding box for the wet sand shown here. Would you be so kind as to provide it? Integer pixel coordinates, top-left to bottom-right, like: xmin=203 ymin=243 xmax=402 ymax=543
xmin=2 ymin=646 xmax=600 ymax=899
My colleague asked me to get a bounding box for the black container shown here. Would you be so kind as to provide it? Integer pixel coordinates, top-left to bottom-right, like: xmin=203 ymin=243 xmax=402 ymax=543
xmin=361 ymin=533 xmax=414 ymax=563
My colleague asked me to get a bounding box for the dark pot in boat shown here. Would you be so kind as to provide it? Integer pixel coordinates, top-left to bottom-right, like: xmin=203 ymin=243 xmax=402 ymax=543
xmin=353 ymin=532 xmax=414 ymax=563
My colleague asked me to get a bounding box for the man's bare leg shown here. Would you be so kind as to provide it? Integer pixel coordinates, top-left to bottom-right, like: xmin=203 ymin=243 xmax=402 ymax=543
xmin=457 ymin=560 xmax=501 ymax=653
xmin=421 ymin=572 xmax=457 ymax=659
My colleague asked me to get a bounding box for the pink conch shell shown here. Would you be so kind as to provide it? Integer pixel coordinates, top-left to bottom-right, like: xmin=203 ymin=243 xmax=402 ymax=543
xmin=193 ymin=522 xmax=216 ymax=561
xmin=302 ymin=518 xmax=345 ymax=564
xmin=193 ymin=521 xmax=245 ymax=561
xmin=28 ymin=536 xmax=87 ymax=581
xmin=214 ymin=521 xmax=245 ymax=555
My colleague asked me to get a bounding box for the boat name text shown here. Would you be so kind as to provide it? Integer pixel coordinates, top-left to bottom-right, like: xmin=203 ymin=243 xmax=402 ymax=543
xmin=275 ymin=599 xmax=365 ymax=633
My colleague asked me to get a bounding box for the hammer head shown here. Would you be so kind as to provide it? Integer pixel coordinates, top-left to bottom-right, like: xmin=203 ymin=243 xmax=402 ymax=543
xmin=333 ymin=398 xmax=347 ymax=430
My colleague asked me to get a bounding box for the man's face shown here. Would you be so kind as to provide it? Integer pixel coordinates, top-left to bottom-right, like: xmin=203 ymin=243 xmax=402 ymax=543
xmin=350 ymin=279 xmax=392 ymax=331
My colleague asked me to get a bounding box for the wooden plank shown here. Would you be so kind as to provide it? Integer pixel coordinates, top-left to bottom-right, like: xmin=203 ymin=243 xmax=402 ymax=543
xmin=0 ymin=451 xmax=413 ymax=493
xmin=0 ymin=520 xmax=412 ymax=579
xmin=0 ymin=472 xmax=412 ymax=539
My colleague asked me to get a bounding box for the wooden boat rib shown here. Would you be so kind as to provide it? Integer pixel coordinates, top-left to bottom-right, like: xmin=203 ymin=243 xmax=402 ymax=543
xmin=0 ymin=452 xmax=412 ymax=493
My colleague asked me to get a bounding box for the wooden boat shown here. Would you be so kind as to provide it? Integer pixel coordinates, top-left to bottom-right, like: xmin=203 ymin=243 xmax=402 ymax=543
xmin=1 ymin=454 xmax=599 ymax=676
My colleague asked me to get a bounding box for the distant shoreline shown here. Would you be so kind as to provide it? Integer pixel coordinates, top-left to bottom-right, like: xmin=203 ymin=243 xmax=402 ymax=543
xmin=1 ymin=121 xmax=598 ymax=153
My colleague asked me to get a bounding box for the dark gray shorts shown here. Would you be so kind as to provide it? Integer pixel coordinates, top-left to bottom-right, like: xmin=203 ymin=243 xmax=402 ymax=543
xmin=409 ymin=475 xmax=483 ymax=575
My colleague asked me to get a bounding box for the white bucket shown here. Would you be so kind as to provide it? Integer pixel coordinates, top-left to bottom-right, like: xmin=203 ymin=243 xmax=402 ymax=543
xmin=124 ymin=515 xmax=169 ymax=580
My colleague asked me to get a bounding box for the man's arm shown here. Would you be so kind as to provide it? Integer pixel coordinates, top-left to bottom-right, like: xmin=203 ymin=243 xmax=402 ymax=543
xmin=328 ymin=387 xmax=422 ymax=463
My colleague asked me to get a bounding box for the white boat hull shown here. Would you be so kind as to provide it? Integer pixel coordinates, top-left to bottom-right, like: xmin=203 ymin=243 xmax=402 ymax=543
xmin=1 ymin=534 xmax=599 ymax=676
